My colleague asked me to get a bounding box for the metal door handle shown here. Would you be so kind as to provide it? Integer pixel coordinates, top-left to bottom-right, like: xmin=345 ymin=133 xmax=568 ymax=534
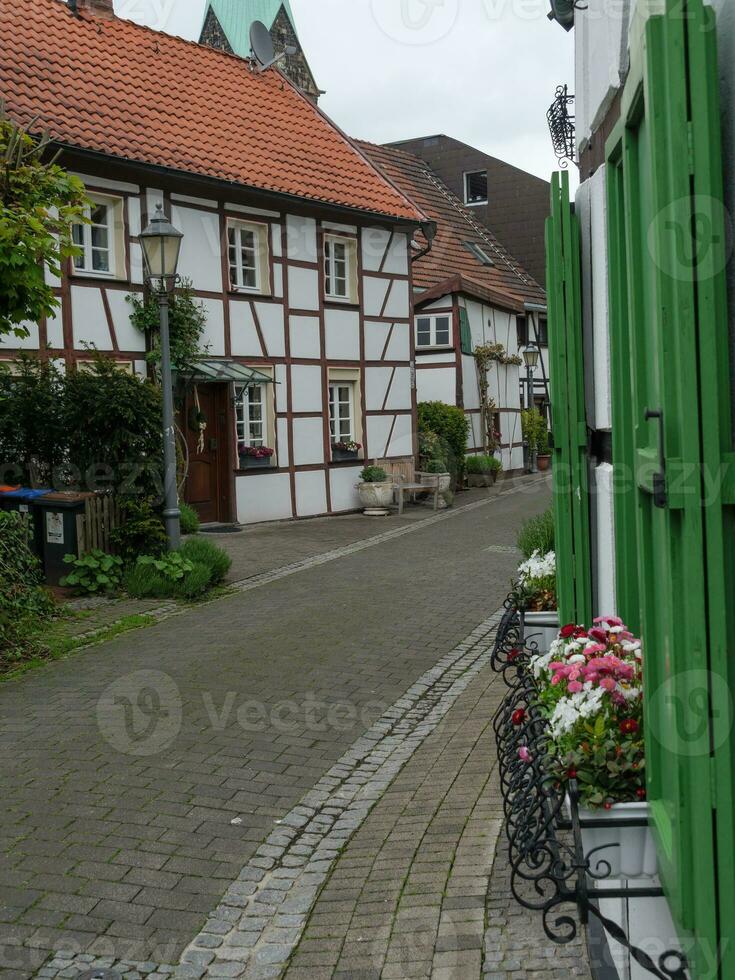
xmin=644 ymin=408 xmax=666 ymax=508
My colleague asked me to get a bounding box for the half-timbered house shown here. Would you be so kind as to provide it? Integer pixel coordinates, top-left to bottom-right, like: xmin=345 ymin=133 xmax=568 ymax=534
xmin=0 ymin=0 xmax=429 ymax=525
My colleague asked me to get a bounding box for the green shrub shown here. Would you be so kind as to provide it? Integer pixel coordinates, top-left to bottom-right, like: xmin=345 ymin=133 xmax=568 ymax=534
xmin=423 ymin=458 xmax=448 ymax=474
xmin=60 ymin=550 xmax=123 ymax=595
xmin=521 ymin=408 xmax=547 ymax=452
xmin=110 ymin=499 xmax=167 ymax=562
xmin=466 ymin=455 xmax=501 ymax=474
xmin=180 ymin=537 xmax=232 ymax=585
xmin=360 ymin=466 xmax=388 ymax=483
xmin=136 ymin=552 xmax=194 ymax=582
xmin=517 ymin=507 xmax=555 ymax=558
xmin=417 ymin=402 xmax=468 ymax=481
xmin=172 ymin=562 xmax=213 ymax=600
xmin=537 ymin=427 xmax=550 ymax=454
xmin=417 ymin=429 xmax=448 ymax=471
xmin=0 ymin=512 xmax=55 ymax=672
xmin=179 ymin=502 xmax=200 ymax=535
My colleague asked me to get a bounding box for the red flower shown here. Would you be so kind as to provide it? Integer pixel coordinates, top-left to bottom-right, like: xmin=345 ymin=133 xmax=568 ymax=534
xmin=511 ymin=709 xmax=525 ymax=726
xmin=636 ymin=787 xmax=647 ymax=800
xmin=566 ymin=768 xmax=577 ymax=779
xmin=620 ymin=719 xmax=639 ymax=736
xmin=507 ymin=648 xmax=521 ymax=662
xmin=603 ymin=802 xmax=613 ymax=811
xmin=559 ymin=624 xmax=578 ymax=639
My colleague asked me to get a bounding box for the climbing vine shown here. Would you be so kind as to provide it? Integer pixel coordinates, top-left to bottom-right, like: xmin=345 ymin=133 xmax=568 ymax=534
xmin=473 ymin=344 xmax=522 ymax=454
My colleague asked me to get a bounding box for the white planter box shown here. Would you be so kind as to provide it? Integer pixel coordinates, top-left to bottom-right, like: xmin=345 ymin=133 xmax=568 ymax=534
xmin=578 ymin=800 xmax=658 ymax=881
xmin=521 ymin=609 xmax=559 ymax=655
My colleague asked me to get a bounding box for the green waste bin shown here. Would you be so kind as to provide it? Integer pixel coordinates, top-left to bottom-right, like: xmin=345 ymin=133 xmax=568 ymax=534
xmin=0 ymin=487 xmax=52 ymax=559
xmin=34 ymin=492 xmax=95 ymax=586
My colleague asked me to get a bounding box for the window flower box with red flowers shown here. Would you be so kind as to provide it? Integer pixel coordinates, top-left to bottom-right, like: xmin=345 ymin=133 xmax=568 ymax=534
xmin=331 ymin=440 xmax=361 ymax=462
xmin=238 ymin=445 xmax=275 ymax=470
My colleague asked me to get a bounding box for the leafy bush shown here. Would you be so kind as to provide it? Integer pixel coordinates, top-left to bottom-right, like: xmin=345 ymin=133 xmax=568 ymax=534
xmin=179 ymin=502 xmax=200 ymax=535
xmin=136 ymin=552 xmax=194 ymax=582
xmin=0 ymin=512 xmax=55 ymax=672
xmin=521 ymin=408 xmax=547 ymax=452
xmin=417 ymin=402 xmax=468 ymax=482
xmin=0 ymin=355 xmax=66 ymax=486
xmin=60 ymin=550 xmax=123 ymax=595
xmin=417 ymin=429 xmax=448 ymax=471
xmin=180 ymin=537 xmax=232 ymax=585
xmin=360 ymin=466 xmax=388 ymax=483
xmin=109 ymin=499 xmax=167 ymax=562
xmin=466 ymin=455 xmax=501 ymax=474
xmin=128 ymin=279 xmax=208 ymax=378
xmin=517 ymin=507 xmax=555 ymax=558
xmin=537 ymin=426 xmax=550 ymax=454
xmin=423 ymin=458 xmax=448 ymax=474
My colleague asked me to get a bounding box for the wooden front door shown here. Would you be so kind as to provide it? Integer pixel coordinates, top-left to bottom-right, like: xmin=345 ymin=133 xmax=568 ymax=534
xmin=183 ymin=383 xmax=231 ymax=524
xmin=606 ymin=1 xmax=735 ymax=973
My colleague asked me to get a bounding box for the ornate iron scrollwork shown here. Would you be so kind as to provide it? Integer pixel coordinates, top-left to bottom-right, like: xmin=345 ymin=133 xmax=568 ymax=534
xmin=547 ymin=84 xmax=576 ymax=169
xmin=491 ymin=591 xmax=690 ymax=978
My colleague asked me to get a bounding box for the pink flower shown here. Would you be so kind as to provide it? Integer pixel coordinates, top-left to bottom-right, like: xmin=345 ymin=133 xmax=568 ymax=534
xmin=594 ymin=616 xmax=624 ymax=627
xmin=518 ymin=746 xmax=532 ymax=764
xmin=600 ymin=677 xmax=617 ymax=692
xmin=588 ymin=628 xmax=608 ymax=643
xmin=568 ymin=681 xmax=583 ymax=693
xmin=584 ymin=643 xmax=607 ymax=656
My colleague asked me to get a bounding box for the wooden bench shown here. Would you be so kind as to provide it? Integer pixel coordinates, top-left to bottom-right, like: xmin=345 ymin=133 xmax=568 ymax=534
xmin=393 ymin=471 xmax=441 ymax=515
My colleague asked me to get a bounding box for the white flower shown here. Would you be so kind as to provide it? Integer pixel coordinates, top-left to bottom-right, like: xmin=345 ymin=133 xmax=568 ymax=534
xmin=549 ymin=687 xmax=605 ymax=737
xmin=568 ymin=654 xmax=586 ymax=664
xmin=517 ymin=550 xmax=556 ymax=585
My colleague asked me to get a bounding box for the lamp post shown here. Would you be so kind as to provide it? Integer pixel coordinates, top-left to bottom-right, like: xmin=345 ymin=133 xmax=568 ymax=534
xmin=139 ymin=205 xmax=184 ymax=551
xmin=523 ymin=343 xmax=541 ymax=473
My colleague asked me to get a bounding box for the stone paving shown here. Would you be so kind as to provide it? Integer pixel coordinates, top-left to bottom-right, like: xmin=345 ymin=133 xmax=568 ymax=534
xmin=0 ymin=475 xmax=563 ymax=978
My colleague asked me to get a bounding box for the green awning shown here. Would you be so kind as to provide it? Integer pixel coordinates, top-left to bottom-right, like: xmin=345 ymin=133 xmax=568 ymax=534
xmin=179 ymin=359 xmax=277 ymax=386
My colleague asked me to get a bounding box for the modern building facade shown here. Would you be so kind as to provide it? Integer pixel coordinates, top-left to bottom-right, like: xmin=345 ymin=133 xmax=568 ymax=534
xmin=390 ymin=134 xmax=551 ymax=287
xmin=546 ymin=0 xmax=735 ymax=975
xmin=0 ymin=0 xmax=426 ymax=525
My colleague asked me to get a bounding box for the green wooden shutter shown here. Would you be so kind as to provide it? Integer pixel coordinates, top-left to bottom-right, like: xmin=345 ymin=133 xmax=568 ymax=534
xmin=459 ymin=306 xmax=473 ymax=355
xmin=545 ymin=171 xmax=592 ymax=627
xmin=606 ymin=0 xmax=735 ymax=973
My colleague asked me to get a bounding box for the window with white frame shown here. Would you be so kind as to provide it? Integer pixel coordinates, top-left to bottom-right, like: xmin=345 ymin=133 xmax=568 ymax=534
xmin=72 ymin=196 xmax=122 ymax=276
xmin=328 ymin=382 xmax=354 ymax=443
xmin=464 ymin=170 xmax=488 ymax=205
xmin=228 ymin=221 xmax=268 ymax=292
xmin=415 ymin=314 xmax=451 ymax=348
xmin=324 ymin=235 xmax=355 ymax=301
xmin=235 ymin=384 xmax=267 ymax=448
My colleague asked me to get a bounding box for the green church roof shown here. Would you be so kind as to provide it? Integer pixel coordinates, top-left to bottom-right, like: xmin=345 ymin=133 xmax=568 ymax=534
xmin=202 ymin=0 xmax=297 ymax=58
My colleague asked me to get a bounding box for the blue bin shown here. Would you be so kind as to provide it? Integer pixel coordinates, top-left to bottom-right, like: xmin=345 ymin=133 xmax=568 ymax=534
xmin=0 ymin=488 xmax=52 ymax=559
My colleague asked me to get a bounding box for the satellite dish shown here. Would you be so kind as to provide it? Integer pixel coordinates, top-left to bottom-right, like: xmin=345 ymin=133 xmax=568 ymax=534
xmin=249 ymin=20 xmax=276 ymax=69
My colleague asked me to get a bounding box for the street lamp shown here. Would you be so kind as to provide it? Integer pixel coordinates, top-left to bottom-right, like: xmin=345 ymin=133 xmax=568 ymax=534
xmin=140 ymin=204 xmax=184 ymax=551
xmin=523 ymin=343 xmax=541 ymax=473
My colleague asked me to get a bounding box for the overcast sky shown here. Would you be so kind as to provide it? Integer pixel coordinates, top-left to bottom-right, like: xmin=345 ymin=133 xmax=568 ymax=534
xmin=122 ymin=0 xmax=574 ymax=183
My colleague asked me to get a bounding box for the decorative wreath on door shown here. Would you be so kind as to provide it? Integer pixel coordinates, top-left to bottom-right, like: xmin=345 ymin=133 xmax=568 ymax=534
xmin=187 ymin=385 xmax=208 ymax=453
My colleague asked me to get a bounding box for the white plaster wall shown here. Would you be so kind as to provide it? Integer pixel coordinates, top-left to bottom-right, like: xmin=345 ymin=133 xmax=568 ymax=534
xmin=576 ymin=0 xmax=629 ymax=152
xmin=595 ymin=462 xmax=618 ymax=615
xmin=364 ymin=366 xmax=393 ymax=411
xmin=229 ymin=300 xmax=262 ymax=357
xmin=276 ymin=417 xmax=290 ymax=466
xmin=71 ymin=287 xmax=111 ymax=350
xmin=290 ymin=365 xmax=322 ymax=412
xmin=107 ymin=290 xmax=146 ymax=352
xmin=364 ymin=321 xmax=391 ymax=361
xmin=0 ymin=322 xmax=39 ymax=351
xmin=236 ymin=472 xmax=292 ymax=523
xmin=273 ymin=264 xmax=284 ymax=299
xmin=361 ymin=228 xmax=391 ymax=272
xmin=289 ymin=315 xmax=321 ymax=360
xmin=329 ymin=466 xmax=362 ymax=511
xmin=199 ymin=298 xmax=226 ymax=357
xmin=47 ymin=309 xmax=64 ymax=349
xmin=286 ymin=215 xmax=317 ymax=263
xmin=325 ymin=308 xmax=360 ymax=360
xmin=271 ymin=224 xmax=283 ymax=257
xmin=383 ymin=279 xmax=410 ymax=319
xmin=295 ymin=470 xmax=328 ymax=517
xmin=288 ymin=266 xmax=319 ymax=311
xmin=130 ymin=242 xmax=144 ymax=286
xmin=384 ymin=367 xmax=412 ymax=410
xmin=385 ymin=323 xmax=411 ymax=362
xmin=127 ymin=197 xmax=141 ymax=237
xmin=291 ymin=418 xmax=325 ymax=467
xmin=254 ymin=302 xmax=286 ymax=358
xmin=363 ymin=277 xmax=390 ymax=318
xmin=462 ymin=355 xmax=481 ymax=411
xmin=591 ymin=167 xmax=612 ymax=429
xmin=383 ymin=234 xmax=409 ymax=276
xmin=171 ymin=205 xmax=222 ymax=293
xmin=417 ymin=367 xmax=456 ymax=404
xmin=386 ymin=413 xmax=414 ymax=458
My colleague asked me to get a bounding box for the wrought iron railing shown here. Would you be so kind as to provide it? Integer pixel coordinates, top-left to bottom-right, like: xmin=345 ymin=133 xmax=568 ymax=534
xmin=547 ymin=84 xmax=576 ymax=169
xmin=491 ymin=596 xmax=689 ymax=979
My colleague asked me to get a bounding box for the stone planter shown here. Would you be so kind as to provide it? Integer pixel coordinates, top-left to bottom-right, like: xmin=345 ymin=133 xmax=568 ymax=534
xmin=467 ymin=471 xmax=498 ymax=488
xmin=537 ymin=454 xmax=552 ymax=471
xmin=577 ymin=800 xmax=657 ymax=881
xmin=419 ymin=471 xmax=451 ymax=509
xmin=356 ymin=481 xmax=394 ymax=516
xmin=332 ymin=448 xmax=359 ymax=462
xmin=521 ymin=609 xmax=559 ymax=655
xmin=239 ymin=455 xmax=273 ymax=470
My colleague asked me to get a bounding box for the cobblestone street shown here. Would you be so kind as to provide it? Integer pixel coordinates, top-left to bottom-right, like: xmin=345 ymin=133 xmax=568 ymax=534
xmin=0 ymin=476 xmax=590 ymax=979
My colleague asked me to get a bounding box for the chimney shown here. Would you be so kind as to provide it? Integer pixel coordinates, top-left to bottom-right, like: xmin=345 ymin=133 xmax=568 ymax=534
xmin=69 ymin=0 xmax=115 ymax=18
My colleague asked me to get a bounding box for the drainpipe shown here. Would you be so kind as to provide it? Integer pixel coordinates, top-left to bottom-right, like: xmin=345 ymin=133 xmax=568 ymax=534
xmin=411 ymin=220 xmax=437 ymax=262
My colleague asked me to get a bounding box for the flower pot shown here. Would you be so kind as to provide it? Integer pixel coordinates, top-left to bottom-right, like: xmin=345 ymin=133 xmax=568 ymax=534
xmin=332 ymin=448 xmax=359 ymax=462
xmin=419 ymin=471 xmax=451 ymax=509
xmin=521 ymin=609 xmax=559 ymax=654
xmin=577 ymin=800 xmax=658 ymax=881
xmin=356 ymin=481 xmax=394 ymax=516
xmin=239 ymin=455 xmax=273 ymax=470
xmin=537 ymin=454 xmax=552 ymax=471
xmin=467 ymin=471 xmax=497 ymax=488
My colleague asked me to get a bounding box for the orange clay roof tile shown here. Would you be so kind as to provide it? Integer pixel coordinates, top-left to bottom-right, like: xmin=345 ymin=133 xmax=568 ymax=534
xmin=0 ymin=0 xmax=424 ymax=222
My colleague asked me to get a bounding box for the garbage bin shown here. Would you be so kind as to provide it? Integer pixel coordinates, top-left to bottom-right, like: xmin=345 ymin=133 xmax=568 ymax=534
xmin=34 ymin=492 xmax=95 ymax=586
xmin=0 ymin=487 xmax=52 ymax=559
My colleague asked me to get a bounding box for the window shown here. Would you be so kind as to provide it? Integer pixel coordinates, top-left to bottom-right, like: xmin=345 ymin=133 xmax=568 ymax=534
xmin=72 ymin=196 xmax=122 ymax=276
xmin=415 ymin=314 xmax=451 ymax=348
xmin=228 ymin=221 xmax=269 ymax=292
xmin=538 ymin=316 xmax=549 ymax=346
xmin=236 ymin=384 xmax=266 ymax=448
xmin=464 ymin=170 xmax=488 ymax=205
xmin=329 ymin=382 xmax=354 ymax=443
xmin=516 ymin=315 xmax=528 ymax=348
xmin=324 ymin=235 xmax=356 ymax=302
xmin=463 ymin=241 xmax=494 ymax=266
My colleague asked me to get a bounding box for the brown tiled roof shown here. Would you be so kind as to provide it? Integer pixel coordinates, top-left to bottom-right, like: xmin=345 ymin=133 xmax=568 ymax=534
xmin=0 ymin=0 xmax=423 ymax=222
xmin=357 ymin=141 xmax=546 ymax=309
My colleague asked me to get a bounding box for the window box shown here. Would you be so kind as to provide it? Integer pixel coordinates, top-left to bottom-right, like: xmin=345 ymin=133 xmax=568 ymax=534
xmin=332 ymin=444 xmax=360 ymax=462
xmin=239 ymin=454 xmax=274 ymax=470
